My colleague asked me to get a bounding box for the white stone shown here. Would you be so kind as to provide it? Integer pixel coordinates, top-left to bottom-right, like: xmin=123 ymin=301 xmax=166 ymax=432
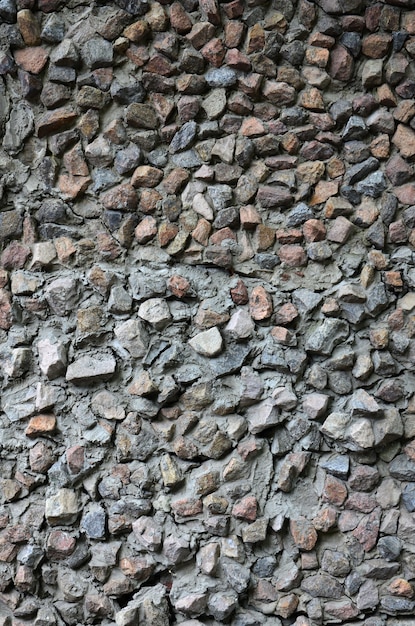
xmin=138 ymin=298 xmax=171 ymax=330
xmin=192 ymin=193 xmax=213 ymax=220
xmin=189 ymin=327 xmax=223 ymax=357
xmin=226 ymin=309 xmax=255 ymax=339
xmin=246 ymin=399 xmax=282 ymax=434
xmin=38 ymin=335 xmax=67 ymax=379
xmin=45 ymin=488 xmax=79 ymax=525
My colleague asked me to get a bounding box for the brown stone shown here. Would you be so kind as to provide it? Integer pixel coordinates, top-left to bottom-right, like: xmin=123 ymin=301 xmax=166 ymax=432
xmin=140 ymin=189 xmax=162 ymax=214
xmin=163 ymin=168 xmax=189 ymax=194
xmin=387 ymin=579 xmax=414 ymax=598
xmin=158 ymin=222 xmax=179 ymax=247
xmin=313 ymin=506 xmax=337 ymax=532
xmin=224 ymin=20 xmax=245 ymax=48
xmin=192 ymin=219 xmax=211 ymax=246
xmin=362 ymin=33 xmax=392 ymax=58
xmin=352 ymin=509 xmax=381 ymax=552
xmin=14 ymin=47 xmax=48 ymax=74
xmin=327 ymin=217 xmax=354 ymax=244
xmin=370 ymin=134 xmax=390 ymax=159
xmin=63 ymin=143 xmax=89 ymax=177
xmin=290 ymin=518 xmax=318 ymax=551
xmin=131 ymin=166 xmax=163 ymax=188
xmin=303 ymin=219 xmax=326 ymax=242
xmin=25 ymin=414 xmax=56 ymax=437
xmin=168 ymin=275 xmax=190 ymax=298
xmin=187 ymin=22 xmax=216 ymax=49
xmin=301 ymin=88 xmax=325 ymax=111
xmin=170 ymin=2 xmax=192 ymax=34
xmin=58 ymin=174 xmax=91 ymax=199
xmin=329 ymin=45 xmax=354 ymax=82
xmin=126 ymin=44 xmax=149 ymax=67
xmin=225 ymin=48 xmax=251 ymax=71
xmin=17 ymin=9 xmax=41 ymax=46
xmin=230 ymin=280 xmax=249 ymax=305
xmin=123 ymin=20 xmax=149 ymax=43
xmin=249 ymin=286 xmax=273 ymax=321
xmin=102 ymin=184 xmax=137 ymax=212
xmin=37 ymin=108 xmax=77 ymax=138
xmin=392 ymin=124 xmax=415 ymax=159
xmin=305 ymin=46 xmax=330 ymax=68
xmin=310 ymin=181 xmax=339 ymax=205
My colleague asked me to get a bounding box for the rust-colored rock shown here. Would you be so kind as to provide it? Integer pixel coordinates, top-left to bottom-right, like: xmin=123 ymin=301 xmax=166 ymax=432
xmin=249 ymin=286 xmax=273 ymax=321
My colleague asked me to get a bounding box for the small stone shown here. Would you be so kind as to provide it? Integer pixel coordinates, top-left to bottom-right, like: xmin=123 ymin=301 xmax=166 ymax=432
xmin=25 ymin=414 xmax=56 ymax=437
xmin=14 ymin=46 xmax=48 ymax=74
xmin=246 ymin=399 xmax=281 ymax=434
xmin=249 ymin=286 xmax=273 ymax=320
xmin=66 ymin=353 xmax=116 ymax=384
xmin=45 ymin=489 xmax=79 ymax=525
xmin=189 ymin=327 xmax=223 ymax=357
xmin=138 ymin=298 xmax=171 ymax=330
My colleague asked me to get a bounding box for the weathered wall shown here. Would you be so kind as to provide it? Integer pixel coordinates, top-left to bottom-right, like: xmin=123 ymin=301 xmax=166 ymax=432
xmin=1 ymin=0 xmax=415 ymax=624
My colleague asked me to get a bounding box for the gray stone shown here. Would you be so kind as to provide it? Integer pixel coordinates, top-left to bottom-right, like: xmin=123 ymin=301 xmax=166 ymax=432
xmin=246 ymin=399 xmax=282 ymax=434
xmin=82 ymin=37 xmax=113 ymax=69
xmin=402 ymin=484 xmax=415 ymax=512
xmin=205 ymin=68 xmax=238 ymax=87
xmin=172 ymin=150 xmax=202 ymax=168
xmin=350 ymin=389 xmax=382 ymax=418
xmin=305 ymin=319 xmax=349 ymax=355
xmin=81 ymin=505 xmax=106 ymax=539
xmin=45 ymin=277 xmax=79 ymax=316
xmin=66 ymin=353 xmax=116 ymax=384
xmin=377 ymin=536 xmax=401 ymax=561
xmin=114 ymin=319 xmax=148 ymax=357
xmin=356 ymin=171 xmax=387 ymax=198
xmin=170 ymin=121 xmax=197 ymax=153
xmin=301 ymin=573 xmax=343 ymax=598
xmin=208 ymin=592 xmax=238 ymax=621
xmin=320 ymin=454 xmax=349 ymax=479
xmin=3 ymin=102 xmax=34 ymax=154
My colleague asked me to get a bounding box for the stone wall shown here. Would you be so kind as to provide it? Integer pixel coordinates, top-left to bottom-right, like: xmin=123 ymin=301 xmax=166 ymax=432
xmin=1 ymin=0 xmax=415 ymax=624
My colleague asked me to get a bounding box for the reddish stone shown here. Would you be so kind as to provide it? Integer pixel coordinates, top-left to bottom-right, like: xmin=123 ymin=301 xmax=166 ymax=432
xmin=278 ymin=245 xmax=307 ymax=267
xmin=170 ymin=2 xmax=192 ymax=34
xmin=240 ymin=117 xmax=265 ymax=137
xmin=388 ymin=308 xmax=404 ymax=331
xmin=192 ymin=218 xmax=211 ymax=246
xmin=96 ymin=232 xmax=121 ymax=260
xmin=232 ymin=495 xmax=258 ymax=521
xmin=146 ymin=54 xmax=174 ymax=77
xmin=303 ymin=219 xmax=326 ymax=242
xmin=1 ymin=242 xmax=30 ymax=270
xmin=223 ymin=0 xmax=244 ymax=19
xmin=313 ymin=506 xmax=337 ymax=532
xmin=345 ymin=493 xmax=377 ymax=513
xmin=37 ymin=108 xmax=77 ymax=138
xmin=224 ymin=20 xmax=245 ymax=48
xmin=126 ymin=45 xmax=149 ymax=67
xmin=352 ymin=509 xmax=381 ymax=551
xmin=387 ymin=578 xmax=415 ymax=598
xmin=168 ymin=275 xmax=190 ymax=298
xmin=237 ymin=437 xmax=263 ymax=460
xmin=199 ymin=0 xmax=221 ymax=25
xmin=14 ymin=47 xmax=48 ymax=74
xmin=134 ymin=216 xmax=157 ymax=244
xmin=249 ymin=285 xmax=273 ymax=320
xmin=389 ymin=220 xmax=407 ymax=243
xmin=322 ymin=475 xmax=348 ymax=506
xmin=46 ymin=530 xmax=76 ymax=559
xmin=163 ymin=168 xmax=189 ymax=194
xmin=102 ymin=184 xmax=138 ymax=212
xmin=158 ymin=222 xmax=179 ymax=247
xmin=247 ymin=23 xmax=265 ymax=53
xmin=29 ymin=441 xmax=54 ymax=473
xmin=275 ymin=229 xmax=303 ymax=244
xmin=58 ymin=174 xmax=91 ymax=199
xmin=171 ymin=498 xmax=203 ymax=517
xmin=66 ymin=445 xmax=85 ymax=474
xmin=362 ymin=33 xmax=392 ymax=58
xmin=201 ymin=38 xmax=225 ymax=67
xmin=0 ymin=289 xmax=12 ymax=330
xmin=274 ymin=302 xmax=299 ymax=325
xmin=393 ymin=124 xmax=415 ymax=159
xmin=394 ymin=184 xmax=415 ymax=205
xmin=139 ymin=189 xmax=162 ymax=214
xmin=230 ymin=280 xmax=249 ymax=305
xmin=0 ymin=541 xmax=18 ymax=562
xmin=402 ymin=11 xmax=415 ymax=34
xmin=225 ymin=48 xmax=251 ymax=71
xmin=63 ymin=143 xmax=89 ymax=177
xmin=290 ymin=518 xmax=318 ymax=551
xmin=187 ymin=22 xmax=216 ymax=50
xmin=329 ymin=45 xmax=354 ymax=82
xmin=25 ymin=414 xmax=56 ymax=437
xmin=210 ymin=227 xmax=236 ymax=245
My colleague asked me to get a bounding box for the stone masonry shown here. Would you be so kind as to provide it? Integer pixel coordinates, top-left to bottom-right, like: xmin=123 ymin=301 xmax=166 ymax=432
xmin=1 ymin=0 xmax=415 ymax=624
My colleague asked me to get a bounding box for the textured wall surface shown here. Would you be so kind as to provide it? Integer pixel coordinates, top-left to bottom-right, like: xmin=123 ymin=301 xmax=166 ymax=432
xmin=1 ymin=0 xmax=415 ymax=624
